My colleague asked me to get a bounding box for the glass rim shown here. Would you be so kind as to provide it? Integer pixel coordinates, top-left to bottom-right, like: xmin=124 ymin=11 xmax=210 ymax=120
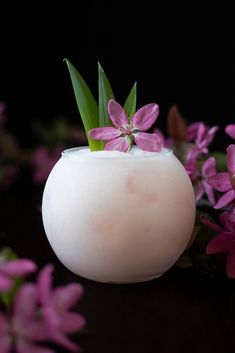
xmin=61 ymin=146 xmax=173 ymax=161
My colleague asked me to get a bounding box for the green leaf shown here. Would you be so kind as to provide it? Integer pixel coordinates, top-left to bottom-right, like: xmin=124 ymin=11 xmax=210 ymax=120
xmin=64 ymin=59 xmax=102 ymax=151
xmin=124 ymin=82 xmax=137 ymax=120
xmin=98 ymin=62 xmax=115 ymax=127
xmin=0 ymin=247 xmax=18 ymax=261
xmin=1 ymin=277 xmax=24 ymax=307
xmin=211 ymin=151 xmax=227 ymax=172
xmin=0 ymin=247 xmax=24 ymax=306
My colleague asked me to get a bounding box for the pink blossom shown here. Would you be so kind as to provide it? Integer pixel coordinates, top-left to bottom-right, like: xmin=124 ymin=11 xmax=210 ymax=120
xmin=186 ymin=122 xmax=203 ymax=141
xmin=32 ymin=146 xmax=63 ymax=184
xmin=0 ymin=283 xmax=53 ymax=353
xmin=0 ymin=258 xmax=37 ymax=292
xmin=185 ymin=156 xmax=216 ymax=205
xmin=225 ymin=124 xmax=235 ymax=140
xmin=153 ymin=128 xmax=173 ymax=148
xmin=208 ymin=144 xmax=235 ymax=209
xmin=201 ymin=209 xmax=235 ymax=277
xmin=0 ymin=264 xmax=85 ymax=353
xmin=89 ymin=99 xmax=162 ymax=152
xmin=37 ymin=265 xmax=85 ymax=352
xmin=186 ymin=123 xmax=218 ymax=162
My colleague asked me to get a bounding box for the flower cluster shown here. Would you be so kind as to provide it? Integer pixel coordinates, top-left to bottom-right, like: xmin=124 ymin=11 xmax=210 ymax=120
xmin=0 ymin=249 xmax=85 ymax=353
xmin=158 ymin=106 xmax=235 ymax=278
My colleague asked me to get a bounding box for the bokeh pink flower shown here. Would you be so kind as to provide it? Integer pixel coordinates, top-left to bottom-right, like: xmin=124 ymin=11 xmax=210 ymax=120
xmin=208 ymin=144 xmax=235 ymax=209
xmin=0 ymin=283 xmax=53 ymax=353
xmin=0 ymin=262 xmax=85 ymax=353
xmin=201 ymin=209 xmax=235 ymax=277
xmin=0 ymin=258 xmax=37 ymax=292
xmin=37 ymin=264 xmax=85 ymax=352
xmin=185 ymin=156 xmax=217 ymax=205
xmin=225 ymin=124 xmax=235 ymax=140
xmin=32 ymin=146 xmax=63 ymax=184
xmin=186 ymin=123 xmax=218 ymax=162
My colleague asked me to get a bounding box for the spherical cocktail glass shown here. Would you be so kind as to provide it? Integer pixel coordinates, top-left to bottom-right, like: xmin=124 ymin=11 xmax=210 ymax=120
xmin=42 ymin=147 xmax=195 ymax=283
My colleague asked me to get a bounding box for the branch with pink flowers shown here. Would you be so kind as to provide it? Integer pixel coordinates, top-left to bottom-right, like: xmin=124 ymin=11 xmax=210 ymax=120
xmin=158 ymin=106 xmax=235 ymax=278
xmin=0 ymin=247 xmax=85 ymax=353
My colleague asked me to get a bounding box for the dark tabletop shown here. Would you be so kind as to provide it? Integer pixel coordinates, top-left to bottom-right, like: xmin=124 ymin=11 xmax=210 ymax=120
xmin=1 ymin=187 xmax=235 ymax=353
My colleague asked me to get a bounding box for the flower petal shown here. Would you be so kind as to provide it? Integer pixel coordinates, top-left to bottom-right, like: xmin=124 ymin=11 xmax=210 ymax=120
xmin=214 ymin=189 xmax=235 ymax=209
xmin=134 ymin=132 xmax=162 ymax=152
xmin=194 ymin=181 xmax=204 ymax=204
xmin=14 ymin=283 xmax=37 ymax=322
xmin=153 ymin=128 xmax=166 ymax=147
xmin=207 ymin=173 xmax=231 ymax=192
xmin=204 ymin=126 xmax=219 ymax=146
xmin=225 ymin=124 xmax=235 ymax=140
xmin=0 ymin=273 xmax=12 ymax=292
xmin=186 ymin=148 xmax=201 ymax=166
xmin=1 ymin=259 xmax=37 ymax=277
xmin=226 ymin=249 xmax=235 ymax=278
xmin=89 ymin=127 xmax=120 ymax=141
xmin=203 ymin=181 xmax=216 ymax=205
xmin=61 ymin=312 xmax=86 ymax=333
xmin=186 ymin=122 xmax=203 ymax=141
xmin=46 ymin=323 xmax=79 ymax=353
xmin=37 ymin=264 xmax=54 ymax=304
xmin=184 ymin=156 xmax=198 ymax=180
xmin=195 ymin=123 xmax=207 ymax=146
xmin=197 ymin=125 xmax=218 ymax=149
xmin=53 ymin=284 xmax=84 ymax=311
xmin=17 ymin=341 xmax=55 ymax=353
xmin=206 ymin=233 xmax=234 ymax=254
xmin=108 ymin=99 xmax=128 ymax=127
xmin=219 ymin=209 xmax=235 ymax=233
xmin=132 ymin=103 xmax=159 ymax=131
xmin=202 ymin=157 xmax=216 ymax=177
xmin=104 ymin=137 xmax=130 ymax=152
xmin=227 ymin=144 xmax=235 ymax=174
xmin=0 ymin=314 xmax=11 ymax=353
xmin=25 ymin=319 xmax=49 ymax=341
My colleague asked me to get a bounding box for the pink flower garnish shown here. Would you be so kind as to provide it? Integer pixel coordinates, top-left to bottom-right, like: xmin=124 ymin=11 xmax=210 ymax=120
xmin=185 ymin=156 xmax=217 ymax=205
xmin=0 ymin=258 xmax=37 ymax=292
xmin=37 ymin=264 xmax=85 ymax=352
xmin=208 ymin=144 xmax=235 ymax=209
xmin=89 ymin=99 xmax=163 ymax=152
xmin=225 ymin=124 xmax=235 ymax=140
xmin=201 ymin=209 xmax=235 ymax=277
xmin=32 ymin=146 xmax=63 ymax=184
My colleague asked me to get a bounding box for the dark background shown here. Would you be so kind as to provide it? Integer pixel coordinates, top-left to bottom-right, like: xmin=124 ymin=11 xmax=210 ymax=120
xmin=0 ymin=4 xmax=234 ymax=148
xmin=1 ymin=6 xmax=235 ymax=353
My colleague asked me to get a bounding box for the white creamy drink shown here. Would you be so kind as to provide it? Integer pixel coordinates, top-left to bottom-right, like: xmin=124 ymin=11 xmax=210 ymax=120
xmin=42 ymin=146 xmax=195 ymax=283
